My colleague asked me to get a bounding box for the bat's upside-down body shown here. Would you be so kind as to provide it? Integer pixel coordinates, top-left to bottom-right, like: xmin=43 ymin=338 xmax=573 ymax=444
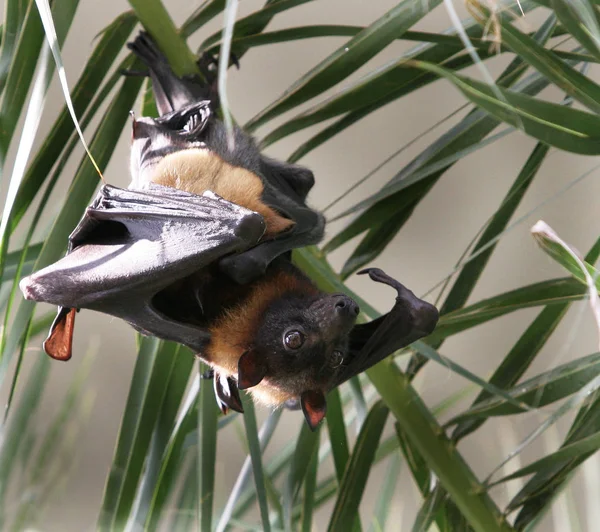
xmin=20 ymin=34 xmax=438 ymax=429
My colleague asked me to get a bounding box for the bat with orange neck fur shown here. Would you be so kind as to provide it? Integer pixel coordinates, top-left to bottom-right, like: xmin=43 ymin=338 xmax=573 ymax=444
xmin=19 ymin=34 xmax=438 ymax=429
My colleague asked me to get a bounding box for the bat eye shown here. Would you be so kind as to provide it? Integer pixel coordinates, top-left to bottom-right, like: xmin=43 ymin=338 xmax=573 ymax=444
xmin=330 ymin=351 xmax=344 ymax=368
xmin=284 ymin=330 xmax=305 ymax=350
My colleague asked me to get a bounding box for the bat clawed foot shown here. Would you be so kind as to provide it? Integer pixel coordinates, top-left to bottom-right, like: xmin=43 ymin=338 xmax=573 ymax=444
xmin=198 ymin=50 xmax=240 ymax=78
xmin=214 ymin=373 xmax=244 ymax=414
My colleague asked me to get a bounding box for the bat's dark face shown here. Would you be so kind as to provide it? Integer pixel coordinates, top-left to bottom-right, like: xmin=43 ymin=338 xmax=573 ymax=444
xmin=249 ymin=293 xmax=360 ymax=395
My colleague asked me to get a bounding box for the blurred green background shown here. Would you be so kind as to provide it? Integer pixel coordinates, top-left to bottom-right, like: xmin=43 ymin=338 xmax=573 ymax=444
xmin=1 ymin=0 xmax=600 ymax=530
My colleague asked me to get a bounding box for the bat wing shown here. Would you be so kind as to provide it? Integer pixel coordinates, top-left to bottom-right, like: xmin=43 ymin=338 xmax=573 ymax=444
xmin=330 ymin=268 xmax=439 ymax=389
xmin=20 ymin=183 xmax=265 ymax=353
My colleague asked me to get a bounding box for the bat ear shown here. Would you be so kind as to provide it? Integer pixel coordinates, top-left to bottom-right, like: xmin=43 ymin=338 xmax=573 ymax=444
xmin=238 ymin=350 xmax=267 ymax=390
xmin=301 ymin=390 xmax=327 ymax=431
xmin=43 ymin=307 xmax=76 ymax=361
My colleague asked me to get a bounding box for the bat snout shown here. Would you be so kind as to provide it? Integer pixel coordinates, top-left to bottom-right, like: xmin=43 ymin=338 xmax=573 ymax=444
xmin=333 ymin=295 xmax=359 ymax=318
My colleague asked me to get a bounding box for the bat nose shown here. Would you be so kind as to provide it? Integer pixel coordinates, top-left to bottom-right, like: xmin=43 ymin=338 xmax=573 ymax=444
xmin=334 ymin=296 xmax=359 ymax=317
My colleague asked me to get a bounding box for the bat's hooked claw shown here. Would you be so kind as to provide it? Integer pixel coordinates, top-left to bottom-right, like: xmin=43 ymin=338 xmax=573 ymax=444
xmin=214 ymin=373 xmax=244 ymax=414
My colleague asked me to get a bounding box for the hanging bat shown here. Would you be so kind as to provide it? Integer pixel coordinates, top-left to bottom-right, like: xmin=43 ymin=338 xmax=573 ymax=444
xmin=20 ymin=33 xmax=438 ymax=429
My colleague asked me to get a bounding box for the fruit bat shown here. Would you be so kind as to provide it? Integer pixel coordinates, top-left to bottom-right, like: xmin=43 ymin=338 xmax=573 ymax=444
xmin=20 ymin=33 xmax=439 ymax=429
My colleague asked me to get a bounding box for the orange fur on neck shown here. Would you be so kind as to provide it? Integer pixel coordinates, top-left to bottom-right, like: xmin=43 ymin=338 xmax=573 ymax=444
xmin=151 ymin=148 xmax=294 ymax=238
xmin=202 ymin=269 xmax=318 ymax=406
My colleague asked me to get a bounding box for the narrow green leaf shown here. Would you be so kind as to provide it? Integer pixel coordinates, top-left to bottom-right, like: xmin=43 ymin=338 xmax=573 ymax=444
xmin=10 ymin=352 xmax=93 ymax=529
xmin=1 ymin=72 xmax=143 ymax=386
xmin=0 ymin=0 xmax=81 ymax=166
xmin=132 ymin=349 xmax=194 ymax=528
xmin=412 ymin=486 xmax=446 ymax=532
xmin=328 ymin=13 xmax=567 ymax=275
xmin=429 ymin=278 xmax=586 ymax=343
xmin=451 ymin=236 xmax=600 ymax=441
xmin=145 ymin=377 xmax=199 ymax=530
xmin=324 ymin=68 xmax=551 ymax=258
xmin=288 ymin=390 xmax=477 ymax=526
xmin=413 ymin=60 xmax=600 ymax=154
xmin=199 ymin=0 xmax=314 ymax=52
xmin=246 ymin=0 xmax=443 ymax=131
xmin=496 ymin=10 xmax=600 ymax=114
xmin=289 ymin=0 xmax=541 ymax=164
xmin=325 ymin=388 xmax=350 ymax=482
xmin=217 ymin=0 xmax=239 ymax=143
xmin=367 ymin=363 xmax=510 ymax=532
xmin=512 ymin=387 xmax=600 ymax=526
xmin=301 ymin=429 xmax=319 ymax=532
xmin=0 ymin=0 xmax=44 ymax=166
xmin=283 ymin=423 xmax=319 ymax=529
xmin=448 ymin=352 xmax=600 ymax=424
xmin=369 ymin=454 xmax=401 ymax=532
xmin=0 ymin=0 xmax=29 ymax=92
xmin=198 ymin=363 xmax=219 ymax=532
xmin=450 ymin=304 xmax=570 ymax=441
xmin=551 ymin=0 xmax=600 ymax=61
xmin=215 ymin=410 xmax=282 ymax=532
xmin=209 ymin=27 xmax=502 ymax=54
xmin=260 ymin=21 xmax=492 ymax=148
xmin=171 ymin=453 xmax=198 ymax=531
xmin=181 ymin=0 xmax=226 ymax=39
xmin=240 ymin=393 xmax=271 ymax=532
xmin=8 ymin=12 xmax=137 ymax=234
xmin=35 ymin=0 xmax=103 ymax=181
xmin=3 ymin=243 xmax=42 ymax=282
xmin=532 ymin=222 xmax=600 ymax=290
xmin=443 ymin=141 xmax=550 ymax=313
xmin=395 ymin=423 xmax=429 ymax=496
xmin=531 ymin=221 xmax=600 ymax=340
xmin=413 ymin=341 xmax=537 ymax=412
xmin=327 ymin=401 xmax=389 ymax=532
xmin=99 ymin=339 xmax=181 ymax=529
xmin=509 ymin=382 xmax=600 ymax=521
xmin=349 ymin=376 xmax=368 ymax=430
xmin=495 ymin=431 xmax=600 ymax=485
xmin=0 ymin=352 xmax=50 ymax=512
xmin=128 ymin=0 xmax=199 ymax=77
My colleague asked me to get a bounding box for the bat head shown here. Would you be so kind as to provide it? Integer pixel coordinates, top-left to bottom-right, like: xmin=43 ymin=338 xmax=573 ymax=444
xmin=237 ymin=292 xmax=360 ymax=429
xmin=129 ymin=100 xmax=212 ymax=188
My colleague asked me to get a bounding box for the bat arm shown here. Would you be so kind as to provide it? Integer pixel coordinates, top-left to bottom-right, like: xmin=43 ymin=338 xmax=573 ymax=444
xmin=219 ymin=202 xmax=324 ymax=284
xmin=20 ymin=184 xmax=266 ymax=354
